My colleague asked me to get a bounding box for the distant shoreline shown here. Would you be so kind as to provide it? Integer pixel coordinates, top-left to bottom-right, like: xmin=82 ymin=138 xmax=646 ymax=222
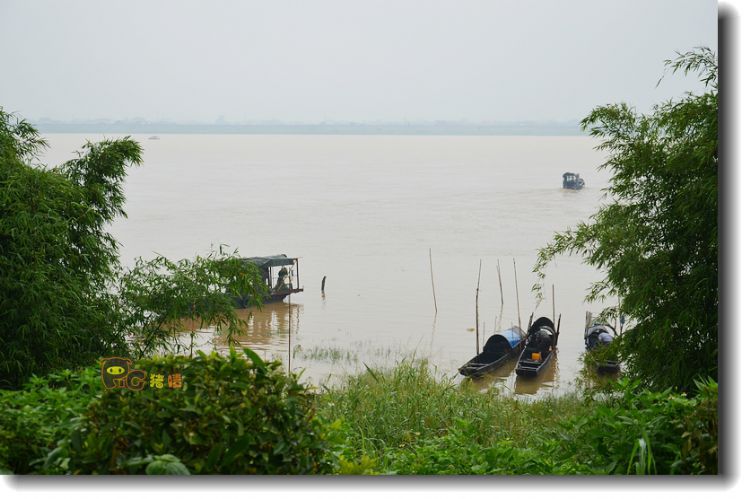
xmin=35 ymin=122 xmax=585 ymax=136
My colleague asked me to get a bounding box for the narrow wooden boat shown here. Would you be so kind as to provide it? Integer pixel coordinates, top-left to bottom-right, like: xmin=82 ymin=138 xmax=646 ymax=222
xmin=515 ymin=317 xmax=559 ymax=377
xmin=233 ymin=254 xmax=303 ymax=306
xmin=584 ymin=319 xmax=620 ymax=373
xmin=458 ymin=326 xmax=527 ymax=378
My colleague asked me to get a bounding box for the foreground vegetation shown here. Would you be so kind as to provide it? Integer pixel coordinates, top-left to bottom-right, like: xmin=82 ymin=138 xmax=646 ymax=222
xmin=0 ymin=355 xmax=717 ymax=475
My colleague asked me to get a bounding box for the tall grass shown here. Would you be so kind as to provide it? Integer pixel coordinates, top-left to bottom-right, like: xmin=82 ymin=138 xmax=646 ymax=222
xmin=318 ymin=360 xmax=718 ymax=475
xmin=318 ymin=360 xmax=592 ymax=474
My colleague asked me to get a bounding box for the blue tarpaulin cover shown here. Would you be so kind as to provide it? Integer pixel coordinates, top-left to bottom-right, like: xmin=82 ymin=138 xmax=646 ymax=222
xmin=499 ymin=326 xmax=524 ymax=349
xmin=482 ymin=326 xmax=524 ymax=353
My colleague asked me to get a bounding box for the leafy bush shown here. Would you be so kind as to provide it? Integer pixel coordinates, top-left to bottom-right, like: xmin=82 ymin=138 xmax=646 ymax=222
xmin=557 ymin=377 xmax=718 ymax=474
xmin=144 ymin=454 xmax=191 ymax=475
xmin=0 ymin=368 xmax=100 ymax=474
xmin=50 ymin=349 xmax=330 ymax=474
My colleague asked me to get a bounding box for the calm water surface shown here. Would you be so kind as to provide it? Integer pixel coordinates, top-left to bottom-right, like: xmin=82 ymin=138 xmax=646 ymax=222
xmin=41 ymin=134 xmax=615 ymax=398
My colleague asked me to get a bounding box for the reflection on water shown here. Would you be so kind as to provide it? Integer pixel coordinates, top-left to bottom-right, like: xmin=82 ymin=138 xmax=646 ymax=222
xmin=215 ymin=302 xmax=301 ymax=360
xmin=462 ymin=352 xmax=560 ymax=396
xmin=513 ymin=355 xmax=560 ymax=396
xmin=576 ymin=357 xmax=621 ymax=392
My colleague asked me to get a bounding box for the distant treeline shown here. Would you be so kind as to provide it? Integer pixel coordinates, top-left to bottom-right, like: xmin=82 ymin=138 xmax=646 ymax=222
xmin=35 ymin=121 xmax=584 ymax=136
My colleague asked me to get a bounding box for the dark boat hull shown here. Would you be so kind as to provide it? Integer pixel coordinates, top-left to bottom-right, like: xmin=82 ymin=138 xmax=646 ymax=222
xmin=233 ymin=288 xmax=302 ymax=307
xmin=515 ymin=317 xmax=558 ymax=377
xmin=595 ymin=360 xmax=620 ymax=373
xmin=515 ymin=350 xmax=555 ymax=377
xmin=458 ymin=343 xmax=525 ymax=378
xmin=458 ymin=327 xmax=527 ymax=378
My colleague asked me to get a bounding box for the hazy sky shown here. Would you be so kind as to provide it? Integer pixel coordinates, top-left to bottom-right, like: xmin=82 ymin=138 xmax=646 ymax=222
xmin=1 ymin=0 xmax=717 ymax=123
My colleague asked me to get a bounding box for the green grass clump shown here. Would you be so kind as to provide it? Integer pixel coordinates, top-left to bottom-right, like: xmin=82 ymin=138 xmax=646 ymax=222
xmin=296 ymin=345 xmax=359 ymax=364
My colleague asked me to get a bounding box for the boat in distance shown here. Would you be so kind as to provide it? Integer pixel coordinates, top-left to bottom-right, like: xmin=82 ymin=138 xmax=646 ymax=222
xmin=515 ymin=316 xmax=559 ymax=377
xmin=562 ymin=172 xmax=585 ymax=190
xmin=458 ymin=326 xmax=527 ymax=378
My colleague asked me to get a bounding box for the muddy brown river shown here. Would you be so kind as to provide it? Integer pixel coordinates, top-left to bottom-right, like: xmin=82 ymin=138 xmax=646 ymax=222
xmin=42 ymin=133 xmax=617 ymax=398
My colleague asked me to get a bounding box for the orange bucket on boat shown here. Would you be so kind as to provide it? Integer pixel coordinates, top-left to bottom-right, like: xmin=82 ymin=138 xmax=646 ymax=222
xmin=531 ymin=352 xmax=542 ymax=361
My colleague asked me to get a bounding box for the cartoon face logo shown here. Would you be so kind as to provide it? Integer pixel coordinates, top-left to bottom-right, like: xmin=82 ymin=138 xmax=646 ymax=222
xmin=101 ymin=357 xmax=147 ymax=390
xmin=101 ymin=357 xmax=131 ymax=389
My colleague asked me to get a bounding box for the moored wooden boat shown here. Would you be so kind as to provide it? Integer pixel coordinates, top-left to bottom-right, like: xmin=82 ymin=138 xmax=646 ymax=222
xmin=584 ymin=317 xmax=620 ymax=373
xmin=515 ymin=317 xmax=559 ymax=377
xmin=458 ymin=326 xmax=527 ymax=378
xmin=232 ymin=254 xmax=303 ymax=306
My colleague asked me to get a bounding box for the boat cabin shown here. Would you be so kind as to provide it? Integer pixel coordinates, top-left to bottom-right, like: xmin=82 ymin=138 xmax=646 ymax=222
xmin=236 ymin=254 xmax=303 ymax=306
xmin=562 ymin=172 xmax=585 ymax=190
xmin=584 ymin=323 xmax=616 ymax=351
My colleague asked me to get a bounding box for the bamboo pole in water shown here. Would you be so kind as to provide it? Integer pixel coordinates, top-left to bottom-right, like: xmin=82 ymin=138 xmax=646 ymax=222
xmin=552 ymin=284 xmax=556 ymax=328
xmin=475 ymin=260 xmax=482 ymax=355
xmin=496 ymin=259 xmax=504 ymax=307
xmin=429 ymin=248 xmax=437 ymax=315
xmin=288 ymin=295 xmax=292 ymax=373
xmin=513 ymin=258 xmax=521 ymax=330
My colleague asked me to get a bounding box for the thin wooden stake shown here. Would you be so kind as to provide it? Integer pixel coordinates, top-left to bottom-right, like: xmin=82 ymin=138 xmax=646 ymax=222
xmin=321 ymin=275 xmax=327 ymax=294
xmin=475 ymin=260 xmax=482 ymax=355
xmin=288 ymin=295 xmax=292 ymax=373
xmin=513 ymin=258 xmax=521 ymax=330
xmin=496 ymin=259 xmax=504 ymax=307
xmin=552 ymin=284 xmax=556 ymax=327
xmin=429 ymin=248 xmax=438 ymax=315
